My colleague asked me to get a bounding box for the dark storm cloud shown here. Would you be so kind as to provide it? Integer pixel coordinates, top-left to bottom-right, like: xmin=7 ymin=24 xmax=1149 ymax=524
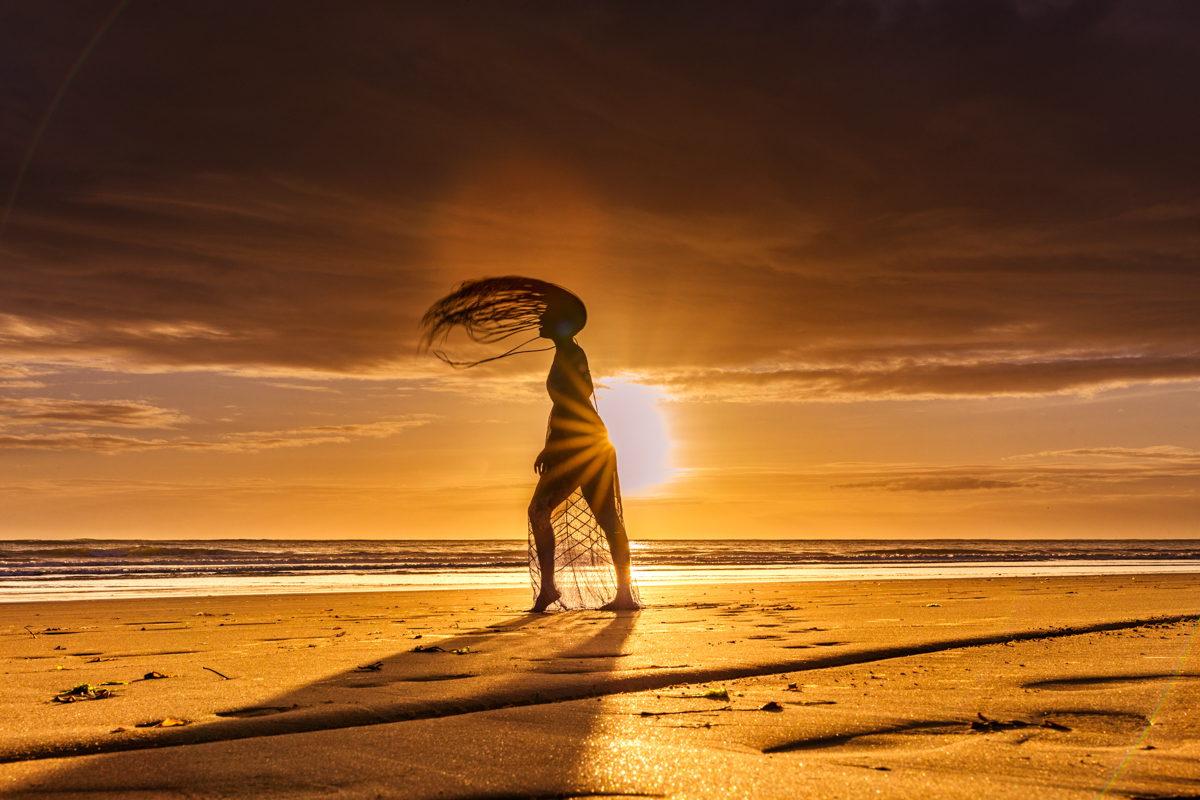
xmin=2 ymin=1 xmax=1198 ymax=396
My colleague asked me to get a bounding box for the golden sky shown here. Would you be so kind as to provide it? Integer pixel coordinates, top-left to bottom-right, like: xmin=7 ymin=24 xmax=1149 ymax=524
xmin=2 ymin=1 xmax=1200 ymax=539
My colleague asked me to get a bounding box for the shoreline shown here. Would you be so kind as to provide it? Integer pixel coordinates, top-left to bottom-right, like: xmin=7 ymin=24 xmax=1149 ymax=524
xmin=6 ymin=561 xmax=1200 ymax=604
xmin=2 ymin=574 xmax=1198 ymax=797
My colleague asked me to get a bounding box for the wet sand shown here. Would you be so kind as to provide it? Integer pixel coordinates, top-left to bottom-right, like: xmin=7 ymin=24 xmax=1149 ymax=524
xmin=1 ymin=574 xmax=1198 ymax=798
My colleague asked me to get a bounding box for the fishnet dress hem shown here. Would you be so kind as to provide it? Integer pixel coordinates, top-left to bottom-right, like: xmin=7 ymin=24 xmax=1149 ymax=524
xmin=527 ymin=486 xmax=641 ymax=611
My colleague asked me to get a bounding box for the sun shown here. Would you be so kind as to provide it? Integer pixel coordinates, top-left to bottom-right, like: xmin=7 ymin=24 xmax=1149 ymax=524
xmin=594 ymin=380 xmax=673 ymax=495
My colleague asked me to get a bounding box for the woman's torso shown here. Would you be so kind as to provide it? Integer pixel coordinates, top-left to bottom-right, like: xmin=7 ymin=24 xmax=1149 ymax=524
xmin=545 ymin=342 xmax=604 ymax=441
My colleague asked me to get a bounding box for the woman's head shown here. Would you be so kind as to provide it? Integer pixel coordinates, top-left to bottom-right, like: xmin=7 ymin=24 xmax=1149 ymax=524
xmin=420 ymin=276 xmax=587 ymax=366
xmin=538 ymin=285 xmax=588 ymax=341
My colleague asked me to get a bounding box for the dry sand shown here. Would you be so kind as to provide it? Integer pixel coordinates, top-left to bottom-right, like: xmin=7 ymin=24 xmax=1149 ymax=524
xmin=1 ymin=573 xmax=1198 ymax=799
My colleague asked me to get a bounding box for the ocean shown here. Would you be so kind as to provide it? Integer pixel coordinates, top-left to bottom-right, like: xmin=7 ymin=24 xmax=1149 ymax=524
xmin=2 ymin=539 xmax=1199 ymax=603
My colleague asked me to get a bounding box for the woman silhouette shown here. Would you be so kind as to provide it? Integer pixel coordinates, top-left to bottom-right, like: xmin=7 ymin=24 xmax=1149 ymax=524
xmin=420 ymin=277 xmax=640 ymax=612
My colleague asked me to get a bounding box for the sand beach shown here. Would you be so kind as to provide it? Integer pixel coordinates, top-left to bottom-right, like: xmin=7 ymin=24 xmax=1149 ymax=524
xmin=1 ymin=573 xmax=1197 ymax=799
xmin=7 ymin=2 xmax=1200 ymax=798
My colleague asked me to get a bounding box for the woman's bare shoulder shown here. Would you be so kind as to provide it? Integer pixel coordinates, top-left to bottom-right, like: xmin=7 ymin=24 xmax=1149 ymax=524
xmin=556 ymin=341 xmax=589 ymax=369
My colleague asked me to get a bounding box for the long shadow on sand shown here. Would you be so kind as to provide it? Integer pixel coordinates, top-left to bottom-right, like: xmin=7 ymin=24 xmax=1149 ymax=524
xmin=7 ymin=609 xmax=644 ymax=797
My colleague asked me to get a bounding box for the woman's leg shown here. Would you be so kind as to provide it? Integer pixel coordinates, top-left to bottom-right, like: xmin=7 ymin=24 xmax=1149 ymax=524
xmin=582 ymin=450 xmax=640 ymax=610
xmin=527 ymin=472 xmax=577 ymax=612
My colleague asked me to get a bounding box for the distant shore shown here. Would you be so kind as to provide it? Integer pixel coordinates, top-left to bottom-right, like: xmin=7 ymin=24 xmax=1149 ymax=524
xmin=2 ymin=574 xmax=1198 ymax=798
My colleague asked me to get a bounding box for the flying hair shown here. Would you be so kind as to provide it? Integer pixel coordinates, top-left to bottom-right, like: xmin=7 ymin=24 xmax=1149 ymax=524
xmin=419 ymin=276 xmax=587 ymax=368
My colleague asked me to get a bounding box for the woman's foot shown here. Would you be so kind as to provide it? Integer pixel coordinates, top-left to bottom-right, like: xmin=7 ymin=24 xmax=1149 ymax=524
xmin=600 ymin=591 xmax=641 ymax=611
xmin=531 ymin=586 xmax=561 ymax=612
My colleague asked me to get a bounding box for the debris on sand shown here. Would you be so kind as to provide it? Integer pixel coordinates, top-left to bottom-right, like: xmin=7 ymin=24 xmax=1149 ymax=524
xmin=972 ymin=712 xmax=1028 ymax=731
xmin=53 ymin=684 xmax=115 ymax=703
xmin=640 ymin=707 xmax=729 ymax=717
xmin=760 ymin=701 xmax=784 ymax=712
xmin=138 ymin=717 xmax=190 ymax=728
xmin=357 ymin=661 xmax=384 ymax=671
xmin=971 ymin=712 xmax=1072 ymax=733
xmin=411 ymin=644 xmax=475 ymax=655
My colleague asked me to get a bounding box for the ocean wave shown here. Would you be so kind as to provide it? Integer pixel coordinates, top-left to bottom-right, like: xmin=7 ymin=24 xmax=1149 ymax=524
xmin=3 ymin=539 xmax=1199 ymax=586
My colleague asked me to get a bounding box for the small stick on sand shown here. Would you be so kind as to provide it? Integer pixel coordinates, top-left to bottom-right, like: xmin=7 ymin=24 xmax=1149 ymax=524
xmin=639 ymin=706 xmax=730 ymax=716
xmin=24 ymin=626 xmax=37 ymax=639
xmin=203 ymin=666 xmax=231 ymax=680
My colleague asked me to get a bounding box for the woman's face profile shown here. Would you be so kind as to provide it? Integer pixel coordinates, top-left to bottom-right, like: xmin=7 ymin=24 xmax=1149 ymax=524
xmin=539 ymin=315 xmax=579 ymax=341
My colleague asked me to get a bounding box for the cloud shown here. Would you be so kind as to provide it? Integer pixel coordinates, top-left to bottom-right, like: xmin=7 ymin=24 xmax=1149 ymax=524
xmin=0 ymin=474 xmax=525 ymax=499
xmin=0 ymin=417 xmax=427 ymax=452
xmin=222 ymin=420 xmax=426 ymax=441
xmin=0 ymin=1 xmax=1198 ymax=402
xmin=640 ymin=352 xmax=1200 ymax=402
xmin=262 ymin=382 xmax=341 ymax=393
xmin=825 ymin=446 xmax=1200 ymax=492
xmin=0 ymin=396 xmax=187 ymax=427
xmin=0 ymin=365 xmax=54 ymax=380
xmin=835 ymin=477 xmax=1027 ymax=492
xmin=1009 ymin=446 xmax=1200 ymax=463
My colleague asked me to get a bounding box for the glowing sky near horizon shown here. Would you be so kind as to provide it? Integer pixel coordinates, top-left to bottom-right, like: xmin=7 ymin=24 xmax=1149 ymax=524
xmin=596 ymin=381 xmax=672 ymax=494
xmin=2 ymin=1 xmax=1200 ymax=540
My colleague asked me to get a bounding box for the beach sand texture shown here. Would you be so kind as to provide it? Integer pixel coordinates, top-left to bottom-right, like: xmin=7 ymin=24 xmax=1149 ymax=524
xmin=1 ymin=574 xmax=1198 ymax=799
